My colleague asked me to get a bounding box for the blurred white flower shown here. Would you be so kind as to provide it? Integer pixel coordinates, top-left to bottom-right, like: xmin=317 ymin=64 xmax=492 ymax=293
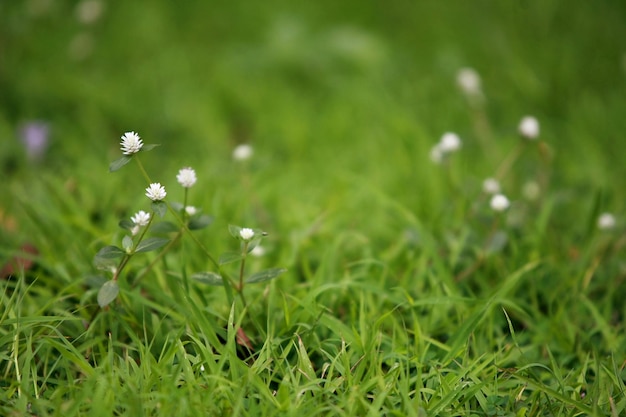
xmin=490 ymin=194 xmax=510 ymax=212
xmin=518 ymin=116 xmax=540 ymax=140
xmin=522 ymin=181 xmax=541 ymax=201
xmin=131 ymin=210 xmax=151 ymax=226
xmin=240 ymin=228 xmax=255 ymax=240
xmin=597 ymin=213 xmax=616 ymax=230
xmin=483 ymin=178 xmax=500 ymax=194
xmin=429 ymin=144 xmax=444 ymax=164
xmin=145 ymin=183 xmax=166 ymax=201
xmin=75 ymin=0 xmax=104 ymax=25
xmin=439 ymin=132 xmax=462 ymax=153
xmin=185 ymin=206 xmax=198 ymax=216
xmin=233 ymin=144 xmax=253 ymax=161
xmin=176 ymin=167 xmax=197 ymax=188
xmin=456 ymin=67 xmax=482 ymax=97
xmin=251 ymin=245 xmax=266 ymax=257
xmin=120 ymin=131 xmax=143 ymax=155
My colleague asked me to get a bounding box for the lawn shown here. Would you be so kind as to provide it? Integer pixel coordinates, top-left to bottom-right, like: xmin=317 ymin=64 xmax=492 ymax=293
xmin=1 ymin=1 xmax=626 ymax=415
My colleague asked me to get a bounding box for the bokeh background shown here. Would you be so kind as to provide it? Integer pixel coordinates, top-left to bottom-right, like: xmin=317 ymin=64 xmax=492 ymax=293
xmin=2 ymin=1 xmax=625 ymax=258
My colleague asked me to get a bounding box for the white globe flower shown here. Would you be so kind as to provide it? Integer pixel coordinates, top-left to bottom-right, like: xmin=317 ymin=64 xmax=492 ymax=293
xmin=145 ymin=183 xmax=166 ymax=201
xmin=597 ymin=213 xmax=616 ymax=230
xmin=482 ymin=178 xmax=500 ymax=194
xmin=490 ymin=194 xmax=510 ymax=212
xmin=456 ymin=67 xmax=482 ymax=96
xmin=439 ymin=132 xmax=461 ymax=153
xmin=233 ymin=144 xmax=253 ymax=161
xmin=518 ymin=116 xmax=540 ymax=140
xmin=239 ymin=228 xmax=255 ymax=240
xmin=120 ymin=131 xmax=143 ymax=155
xmin=131 ymin=210 xmax=151 ymax=226
xmin=176 ymin=167 xmax=197 ymax=188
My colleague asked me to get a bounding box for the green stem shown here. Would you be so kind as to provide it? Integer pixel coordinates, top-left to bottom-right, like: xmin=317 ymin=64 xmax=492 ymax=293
xmin=134 ymin=156 xmax=152 ymax=185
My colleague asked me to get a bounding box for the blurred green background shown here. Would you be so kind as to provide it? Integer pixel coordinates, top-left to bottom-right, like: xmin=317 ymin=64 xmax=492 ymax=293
xmin=1 ymin=0 xmax=625 ymax=249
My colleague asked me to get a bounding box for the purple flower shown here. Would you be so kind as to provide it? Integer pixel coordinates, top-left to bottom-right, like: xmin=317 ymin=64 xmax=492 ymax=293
xmin=19 ymin=121 xmax=50 ymax=160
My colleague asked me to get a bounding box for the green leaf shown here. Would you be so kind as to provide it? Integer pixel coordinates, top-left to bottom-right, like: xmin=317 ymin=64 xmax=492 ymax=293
xmin=142 ymin=144 xmax=160 ymax=152
xmin=151 ymin=221 xmax=179 ymax=233
xmin=219 ymin=251 xmax=243 ymax=265
xmin=84 ymin=275 xmax=107 ymax=289
xmin=135 ymin=237 xmax=169 ymax=253
xmin=485 ymin=230 xmax=508 ymax=254
xmin=189 ymin=215 xmax=213 ymax=230
xmin=152 ymin=201 xmax=167 ymax=218
xmin=119 ymin=219 xmax=134 ymax=230
xmin=97 ymin=280 xmax=119 ymax=307
xmin=191 ymin=272 xmax=224 ymax=286
xmin=245 ymin=268 xmax=287 ymax=284
xmin=95 ymin=245 xmax=125 ymax=259
xmin=122 ymin=235 xmax=133 ymax=252
xmin=109 ymin=156 xmax=132 ymax=172
xmin=228 ymin=224 xmax=242 ymax=239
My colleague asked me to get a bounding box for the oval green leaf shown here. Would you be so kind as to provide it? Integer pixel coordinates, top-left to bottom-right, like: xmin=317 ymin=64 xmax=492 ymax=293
xmin=245 ymin=268 xmax=287 ymax=284
xmin=98 ymin=280 xmax=119 ymax=307
xmin=95 ymin=245 xmax=125 ymax=259
xmin=151 ymin=201 xmax=167 ymax=218
xmin=189 ymin=215 xmax=213 ymax=230
xmin=109 ymin=156 xmax=131 ymax=172
xmin=191 ymin=272 xmax=224 ymax=286
xmin=135 ymin=237 xmax=169 ymax=253
xmin=219 ymin=251 xmax=243 ymax=265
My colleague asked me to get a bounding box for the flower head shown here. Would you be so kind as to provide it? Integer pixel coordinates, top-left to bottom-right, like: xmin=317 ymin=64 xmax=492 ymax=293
xmin=490 ymin=194 xmax=510 ymax=212
xmin=518 ymin=116 xmax=539 ymax=140
xmin=233 ymin=144 xmax=253 ymax=161
xmin=120 ymin=131 xmax=143 ymax=154
xmin=145 ymin=183 xmax=166 ymax=201
xmin=597 ymin=213 xmax=616 ymax=230
xmin=456 ymin=67 xmax=482 ymax=97
xmin=131 ymin=210 xmax=151 ymax=226
xmin=482 ymin=178 xmax=501 ymax=194
xmin=176 ymin=167 xmax=197 ymax=188
xmin=185 ymin=206 xmax=198 ymax=216
xmin=240 ymin=228 xmax=255 ymax=240
xmin=439 ymin=132 xmax=462 ymax=153
xmin=19 ymin=121 xmax=50 ymax=161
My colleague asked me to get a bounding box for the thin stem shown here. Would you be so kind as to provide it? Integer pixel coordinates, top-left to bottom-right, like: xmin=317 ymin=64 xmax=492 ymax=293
xmin=134 ymin=156 xmax=152 ymax=184
xmin=495 ymin=141 xmax=526 ymax=181
xmin=131 ymin=229 xmax=184 ymax=288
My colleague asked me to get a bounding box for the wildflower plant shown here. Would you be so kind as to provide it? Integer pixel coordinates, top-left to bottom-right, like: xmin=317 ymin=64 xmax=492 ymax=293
xmin=92 ymin=131 xmax=285 ymax=310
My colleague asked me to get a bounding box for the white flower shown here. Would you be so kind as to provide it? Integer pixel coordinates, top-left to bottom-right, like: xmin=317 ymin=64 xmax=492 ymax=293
xmin=439 ymin=132 xmax=461 ymax=153
xmin=251 ymin=245 xmax=266 ymax=257
xmin=131 ymin=210 xmax=151 ymax=226
xmin=597 ymin=213 xmax=616 ymax=230
xmin=176 ymin=167 xmax=197 ymax=188
xmin=490 ymin=194 xmax=510 ymax=212
xmin=429 ymin=144 xmax=444 ymax=164
xmin=482 ymin=178 xmax=500 ymax=194
xmin=185 ymin=206 xmax=198 ymax=216
xmin=233 ymin=144 xmax=253 ymax=161
xmin=240 ymin=228 xmax=255 ymax=240
xmin=522 ymin=181 xmax=541 ymax=201
xmin=145 ymin=183 xmax=166 ymax=201
xmin=456 ymin=67 xmax=482 ymax=96
xmin=518 ymin=116 xmax=540 ymax=140
xmin=120 ymin=131 xmax=143 ymax=155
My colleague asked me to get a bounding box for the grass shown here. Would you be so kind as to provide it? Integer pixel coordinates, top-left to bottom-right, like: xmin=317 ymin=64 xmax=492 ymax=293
xmin=2 ymin=1 xmax=626 ymax=415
